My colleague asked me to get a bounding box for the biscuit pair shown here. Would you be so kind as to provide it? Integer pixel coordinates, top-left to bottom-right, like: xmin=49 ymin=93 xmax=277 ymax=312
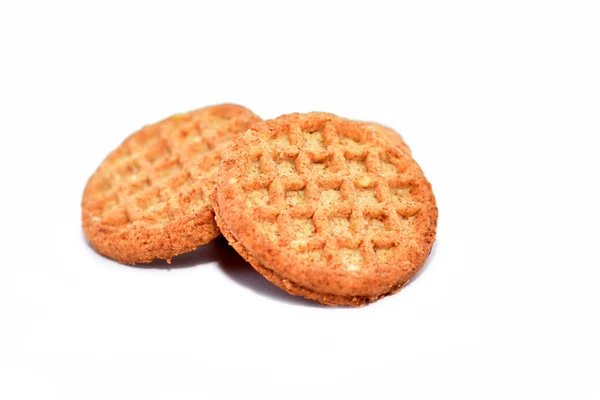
xmin=82 ymin=105 xmax=437 ymax=306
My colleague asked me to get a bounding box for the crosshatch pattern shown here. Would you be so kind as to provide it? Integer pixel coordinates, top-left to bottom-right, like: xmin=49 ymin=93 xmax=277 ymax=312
xmin=84 ymin=105 xmax=261 ymax=228
xmin=231 ymin=116 xmax=429 ymax=274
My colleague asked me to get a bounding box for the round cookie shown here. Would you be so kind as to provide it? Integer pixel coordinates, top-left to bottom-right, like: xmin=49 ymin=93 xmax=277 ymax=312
xmin=214 ymin=112 xmax=437 ymax=306
xmin=362 ymin=121 xmax=411 ymax=155
xmin=82 ymin=104 xmax=261 ymax=264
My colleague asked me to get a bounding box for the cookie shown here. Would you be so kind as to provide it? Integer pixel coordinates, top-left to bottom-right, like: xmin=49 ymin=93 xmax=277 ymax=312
xmin=214 ymin=112 xmax=437 ymax=306
xmin=82 ymin=104 xmax=261 ymax=264
xmin=362 ymin=121 xmax=411 ymax=155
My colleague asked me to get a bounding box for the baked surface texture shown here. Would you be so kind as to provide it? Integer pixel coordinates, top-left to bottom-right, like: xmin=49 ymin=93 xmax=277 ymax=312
xmin=215 ymin=112 xmax=437 ymax=306
xmin=82 ymin=104 xmax=261 ymax=264
xmin=362 ymin=121 xmax=411 ymax=155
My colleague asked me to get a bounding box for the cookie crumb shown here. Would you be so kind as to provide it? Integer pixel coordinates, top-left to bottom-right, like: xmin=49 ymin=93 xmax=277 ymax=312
xmin=290 ymin=239 xmax=308 ymax=251
xmin=358 ymin=175 xmax=371 ymax=187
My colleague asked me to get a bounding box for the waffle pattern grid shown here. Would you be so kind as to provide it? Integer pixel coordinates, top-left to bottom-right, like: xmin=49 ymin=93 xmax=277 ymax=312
xmin=88 ymin=115 xmax=237 ymax=226
xmin=82 ymin=105 xmax=261 ymax=263
xmin=240 ymin=122 xmax=423 ymax=271
xmin=217 ymin=113 xmax=437 ymax=304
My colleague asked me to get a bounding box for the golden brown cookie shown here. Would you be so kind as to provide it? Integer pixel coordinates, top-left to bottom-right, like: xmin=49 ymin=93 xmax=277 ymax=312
xmin=82 ymin=104 xmax=261 ymax=264
xmin=362 ymin=121 xmax=411 ymax=155
xmin=214 ymin=112 xmax=437 ymax=306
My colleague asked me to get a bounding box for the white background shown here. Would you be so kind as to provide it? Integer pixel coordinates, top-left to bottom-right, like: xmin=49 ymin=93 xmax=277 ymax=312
xmin=1 ymin=1 xmax=599 ymax=398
